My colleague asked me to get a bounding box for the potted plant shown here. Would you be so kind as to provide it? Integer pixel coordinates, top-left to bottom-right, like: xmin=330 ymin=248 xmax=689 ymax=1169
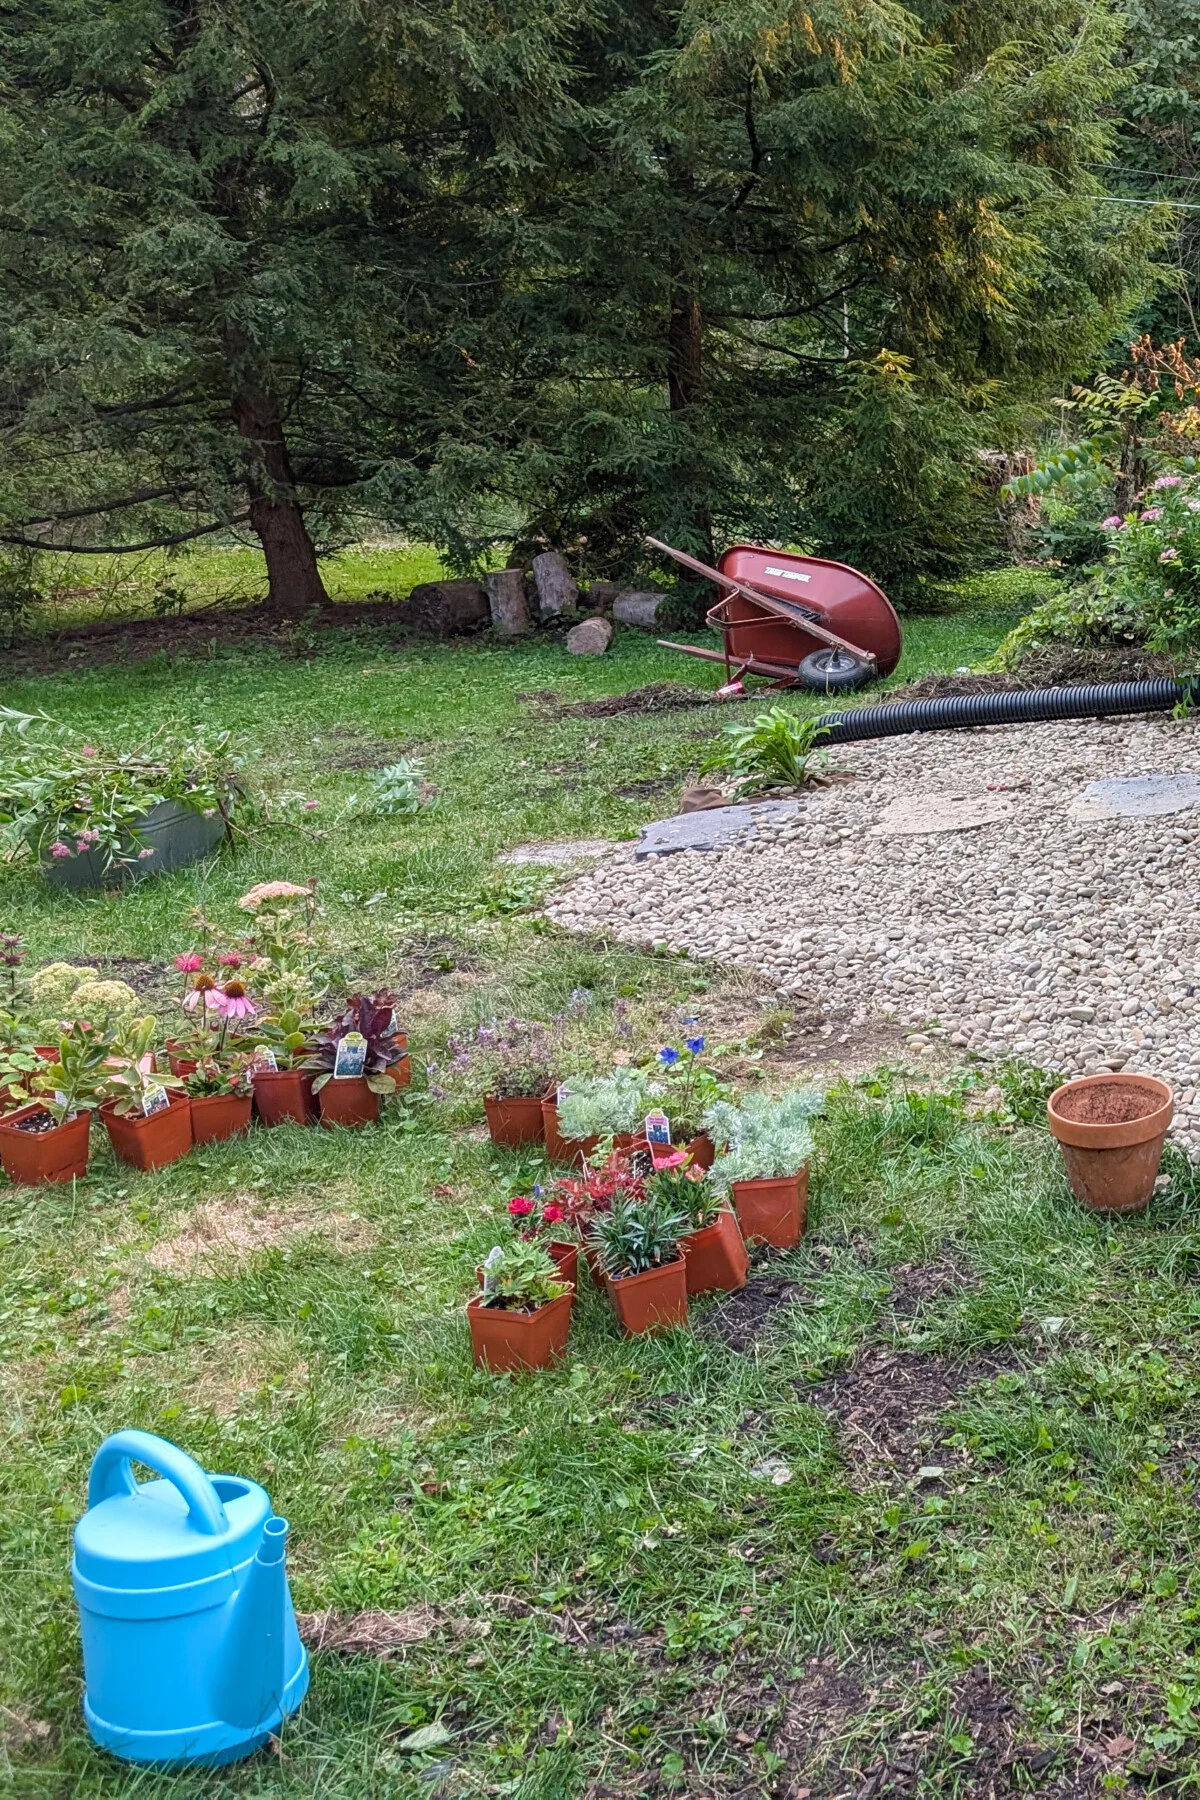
xmin=645 ymin=1031 xmax=730 ymax=1168
xmin=550 ymin=1067 xmax=651 ymax=1163
xmin=98 ymin=1017 xmax=191 ymax=1170
xmin=246 ymin=1010 xmax=315 ymax=1126
xmin=0 ymin=1024 xmax=112 ymax=1185
xmin=505 ymin=1191 xmax=579 ymax=1288
xmin=550 ymin=1147 xmax=647 ymax=1281
xmin=589 ymin=1190 xmax=689 ymax=1335
xmin=444 ymin=1017 xmax=561 ymax=1148
xmin=0 ymin=706 xmax=238 ymax=886
xmin=466 ymin=1240 xmax=574 ymax=1373
xmin=1047 ymin=1072 xmax=1174 ymax=1213
xmin=705 ymin=1089 xmax=824 ymax=1249
xmin=304 ymin=994 xmax=405 ymax=1128
xmin=184 ymin=1055 xmax=255 ymax=1144
xmin=648 ymin=1151 xmax=748 ymax=1295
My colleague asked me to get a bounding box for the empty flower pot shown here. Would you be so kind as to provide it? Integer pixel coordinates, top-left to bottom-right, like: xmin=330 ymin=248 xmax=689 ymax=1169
xmin=318 ymin=1077 xmax=380 ymax=1129
xmin=467 ymin=1289 xmax=574 ymax=1373
xmin=253 ymin=1068 xmax=316 ymax=1127
xmin=732 ymin=1169 xmax=808 ymax=1249
xmin=681 ymin=1207 xmax=749 ymax=1295
xmin=101 ymin=1094 xmax=193 ymax=1171
xmin=0 ymin=1104 xmax=91 ymax=1185
xmin=189 ymin=1091 xmax=253 ymax=1145
xmin=607 ymin=1256 xmax=689 ymax=1335
xmin=1047 ymin=1073 xmax=1174 ymax=1214
xmin=484 ymin=1094 xmax=545 ymax=1149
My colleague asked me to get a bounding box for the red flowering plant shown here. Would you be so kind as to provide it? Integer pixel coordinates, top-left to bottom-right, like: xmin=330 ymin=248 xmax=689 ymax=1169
xmin=182 ymin=1052 xmax=254 ymax=1100
xmin=645 ymin=1149 xmax=719 ymax=1231
xmin=506 ymin=1187 xmax=574 ymax=1244
xmin=548 ymin=1148 xmax=647 ymax=1240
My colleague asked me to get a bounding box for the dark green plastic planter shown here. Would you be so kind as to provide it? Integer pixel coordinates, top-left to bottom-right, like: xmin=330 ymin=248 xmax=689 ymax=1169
xmin=45 ymin=801 xmax=229 ymax=889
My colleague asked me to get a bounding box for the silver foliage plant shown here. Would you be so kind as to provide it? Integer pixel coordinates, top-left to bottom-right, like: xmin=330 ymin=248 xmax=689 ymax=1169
xmin=556 ymin=1067 xmax=651 ymax=1139
xmin=704 ymin=1088 xmax=824 ymax=1191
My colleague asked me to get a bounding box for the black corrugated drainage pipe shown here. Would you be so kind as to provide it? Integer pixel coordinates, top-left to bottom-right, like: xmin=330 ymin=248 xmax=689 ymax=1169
xmin=815 ymin=678 xmax=1200 ymax=745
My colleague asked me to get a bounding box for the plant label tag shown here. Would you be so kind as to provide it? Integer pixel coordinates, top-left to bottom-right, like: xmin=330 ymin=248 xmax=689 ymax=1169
xmin=387 ymin=1010 xmax=399 ymax=1035
xmin=644 ymin=1110 xmax=671 ymax=1145
xmin=629 ymin=1147 xmax=654 ymax=1180
xmin=142 ymin=1082 xmax=171 ymax=1117
xmin=556 ymin=1083 xmax=571 ymax=1106
xmin=54 ymin=1089 xmax=68 ymax=1109
xmin=333 ymin=1032 xmax=367 ymax=1079
xmin=251 ymin=1046 xmax=278 ymax=1073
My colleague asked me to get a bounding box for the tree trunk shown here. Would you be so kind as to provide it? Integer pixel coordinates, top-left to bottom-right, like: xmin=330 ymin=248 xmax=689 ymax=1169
xmin=230 ymin=375 xmax=328 ymax=617
xmin=667 ymin=288 xmax=703 ymax=413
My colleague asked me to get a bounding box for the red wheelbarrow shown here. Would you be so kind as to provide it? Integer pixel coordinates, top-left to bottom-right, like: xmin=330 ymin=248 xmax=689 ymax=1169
xmin=649 ymin=536 xmax=902 ymax=692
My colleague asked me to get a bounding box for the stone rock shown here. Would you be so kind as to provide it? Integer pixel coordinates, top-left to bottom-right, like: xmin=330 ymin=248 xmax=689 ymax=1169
xmin=612 ymin=590 xmax=667 ymax=629
xmin=872 ymin=791 xmax=1017 ymax=836
xmin=636 ymin=797 xmax=805 ymax=858
xmin=531 ymin=551 xmax=578 ymax=618
xmin=566 ymin=616 xmax=613 ymax=656
xmin=485 ymin=568 xmax=532 ymax=637
xmin=400 ymin=578 xmax=489 ymax=638
xmin=1070 ymin=772 xmax=1200 ymax=821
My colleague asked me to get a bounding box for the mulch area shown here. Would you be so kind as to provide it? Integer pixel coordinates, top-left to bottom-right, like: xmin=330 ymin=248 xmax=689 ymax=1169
xmin=886 ymin=645 xmax=1180 ymax=702
xmin=518 ymin=682 xmax=718 ymax=718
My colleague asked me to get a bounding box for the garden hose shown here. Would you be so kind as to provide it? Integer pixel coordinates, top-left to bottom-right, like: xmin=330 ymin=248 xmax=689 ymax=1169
xmin=814 ymin=677 xmax=1200 ymax=744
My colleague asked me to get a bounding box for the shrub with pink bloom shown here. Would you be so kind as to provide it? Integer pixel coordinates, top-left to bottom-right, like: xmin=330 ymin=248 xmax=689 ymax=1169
xmin=1101 ymin=514 xmax=1124 ymax=529
xmin=1101 ymin=472 xmax=1200 ymax=655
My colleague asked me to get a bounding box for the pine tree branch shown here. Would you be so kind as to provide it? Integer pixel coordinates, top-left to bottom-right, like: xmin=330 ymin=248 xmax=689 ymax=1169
xmin=0 ymin=515 xmax=250 ymax=553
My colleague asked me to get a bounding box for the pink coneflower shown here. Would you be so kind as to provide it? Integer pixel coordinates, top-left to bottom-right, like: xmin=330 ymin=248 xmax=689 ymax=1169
xmin=175 ymin=953 xmax=204 ymax=973
xmin=182 ymin=973 xmax=219 ymax=1011
xmin=214 ymin=979 xmax=256 ymax=1021
xmin=48 ymin=841 xmax=72 ymax=859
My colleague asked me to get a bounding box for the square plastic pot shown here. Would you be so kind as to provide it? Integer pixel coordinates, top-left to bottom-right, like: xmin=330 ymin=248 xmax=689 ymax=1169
xmin=252 ymin=1069 xmax=316 ymax=1127
xmin=467 ymin=1289 xmax=574 ymax=1372
xmin=189 ymin=1091 xmax=253 ymax=1145
xmin=101 ymin=1094 xmax=193 ymax=1171
xmin=318 ymin=1077 xmax=380 ymax=1129
xmin=680 ymin=1207 xmax=749 ymax=1295
xmin=606 ymin=1256 xmax=688 ymax=1335
xmin=484 ymin=1094 xmax=545 ymax=1149
xmin=0 ymin=1104 xmax=91 ymax=1185
xmin=731 ymin=1168 xmax=808 ymax=1249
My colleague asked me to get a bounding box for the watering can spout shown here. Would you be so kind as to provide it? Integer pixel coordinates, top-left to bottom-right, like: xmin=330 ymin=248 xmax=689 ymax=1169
xmin=215 ymin=1516 xmax=291 ymax=1732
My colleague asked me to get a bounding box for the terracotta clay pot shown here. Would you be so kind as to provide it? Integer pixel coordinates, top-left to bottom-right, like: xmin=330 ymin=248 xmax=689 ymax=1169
xmin=1047 ymin=1073 xmax=1174 ymax=1215
xmin=681 ymin=1207 xmax=749 ymax=1295
xmin=547 ymin=1240 xmax=579 ymax=1288
xmin=318 ymin=1077 xmax=381 ymax=1129
xmin=607 ymin=1256 xmax=689 ymax=1335
xmin=0 ymin=1104 xmax=91 ymax=1185
xmin=467 ymin=1289 xmax=574 ymax=1372
xmin=484 ymin=1093 xmax=545 ymax=1149
xmin=189 ymin=1091 xmax=253 ymax=1145
xmin=101 ymin=1094 xmax=193 ymax=1171
xmin=253 ymin=1068 xmax=316 ymax=1127
xmin=732 ymin=1168 xmax=808 ymax=1249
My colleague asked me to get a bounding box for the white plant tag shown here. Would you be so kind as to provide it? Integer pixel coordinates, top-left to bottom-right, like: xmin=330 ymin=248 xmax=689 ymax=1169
xmin=142 ymin=1083 xmax=171 ymax=1117
xmin=251 ymin=1046 xmax=278 ymax=1073
xmin=387 ymin=1010 xmax=399 ymax=1036
xmin=556 ymin=1083 xmax=570 ymax=1106
xmin=644 ymin=1110 xmax=671 ymax=1146
xmin=333 ymin=1032 xmax=367 ymax=1079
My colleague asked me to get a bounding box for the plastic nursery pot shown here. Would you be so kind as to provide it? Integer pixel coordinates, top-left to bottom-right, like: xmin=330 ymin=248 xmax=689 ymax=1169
xmin=101 ymin=1094 xmax=193 ymax=1172
xmin=166 ymin=1046 xmax=199 ymax=1078
xmin=685 ymin=1132 xmax=716 ymax=1172
xmin=392 ymin=1032 xmax=411 ymax=1090
xmin=547 ymin=1241 xmax=579 ymax=1289
xmin=318 ymin=1077 xmax=380 ymax=1129
xmin=681 ymin=1207 xmax=749 ymax=1296
xmin=0 ymin=1103 xmax=91 ymax=1186
xmin=483 ymin=1094 xmax=545 ymax=1150
xmin=252 ymin=1068 xmax=316 ymax=1128
xmin=607 ymin=1256 xmax=689 ymax=1336
xmin=1047 ymin=1073 xmax=1174 ymax=1215
xmin=467 ymin=1289 xmax=574 ymax=1373
xmin=189 ymin=1092 xmax=254 ymax=1146
xmin=731 ymin=1168 xmax=808 ymax=1250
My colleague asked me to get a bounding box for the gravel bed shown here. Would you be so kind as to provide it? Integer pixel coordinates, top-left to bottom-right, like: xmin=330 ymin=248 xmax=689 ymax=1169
xmin=546 ymin=716 xmax=1200 ymax=1144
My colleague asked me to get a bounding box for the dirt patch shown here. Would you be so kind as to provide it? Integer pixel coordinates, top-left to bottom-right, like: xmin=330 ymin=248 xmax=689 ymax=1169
xmin=145 ymin=1199 xmax=374 ymax=1272
xmin=0 ymin=1706 xmax=52 ymax=1757
xmin=614 ymin=776 xmax=679 ymax=800
xmin=885 ymin=1252 xmax=976 ymax=1319
xmin=807 ymin=1344 xmax=1018 ymax=1486
xmin=706 ymin=1275 xmax=808 ymax=1353
xmin=320 ymin=731 xmax=409 ymax=770
xmin=774 ymin=1658 xmax=870 ymax=1790
xmin=529 ymin=682 xmax=717 ymax=719
xmin=298 ymin=1606 xmax=465 ymax=1654
xmin=887 ymin=645 xmax=1179 ymax=704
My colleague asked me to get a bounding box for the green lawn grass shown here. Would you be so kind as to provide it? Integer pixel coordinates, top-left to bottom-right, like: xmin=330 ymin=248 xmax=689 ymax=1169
xmin=9 ymin=576 xmax=1196 ymax=1800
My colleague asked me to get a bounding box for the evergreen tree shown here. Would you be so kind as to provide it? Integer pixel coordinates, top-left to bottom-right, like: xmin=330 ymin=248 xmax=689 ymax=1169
xmin=464 ymin=0 xmax=1154 ymax=598
xmin=0 ymin=0 xmax=572 ymax=611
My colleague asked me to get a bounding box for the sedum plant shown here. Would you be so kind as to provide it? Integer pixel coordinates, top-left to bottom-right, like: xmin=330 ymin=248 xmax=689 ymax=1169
xmin=588 ymin=1190 xmax=687 ymax=1280
xmin=557 ymin=1067 xmax=650 ymax=1139
xmin=66 ymin=979 xmax=139 ymax=1033
xmin=478 ymin=1240 xmax=568 ymax=1312
xmin=28 ymin=962 xmax=97 ymax=1020
xmin=704 ymin=1088 xmax=824 ymax=1190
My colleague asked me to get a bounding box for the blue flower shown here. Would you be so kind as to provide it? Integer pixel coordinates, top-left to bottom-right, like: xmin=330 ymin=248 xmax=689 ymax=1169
xmin=685 ymin=1035 xmax=705 ymax=1054
xmin=532 ymin=1183 xmax=544 ymax=1198
xmin=658 ymin=1046 xmax=681 ymax=1065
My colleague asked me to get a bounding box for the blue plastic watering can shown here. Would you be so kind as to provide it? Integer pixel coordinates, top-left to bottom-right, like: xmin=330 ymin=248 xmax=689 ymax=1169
xmin=72 ymin=1430 xmax=309 ymax=1767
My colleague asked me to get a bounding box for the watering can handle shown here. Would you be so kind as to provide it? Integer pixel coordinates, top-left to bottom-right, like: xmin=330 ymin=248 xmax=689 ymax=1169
xmin=87 ymin=1430 xmax=229 ymax=1536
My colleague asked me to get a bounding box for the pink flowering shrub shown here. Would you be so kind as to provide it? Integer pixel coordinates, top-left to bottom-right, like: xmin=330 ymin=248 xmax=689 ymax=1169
xmin=1105 ymin=475 xmax=1200 ymax=654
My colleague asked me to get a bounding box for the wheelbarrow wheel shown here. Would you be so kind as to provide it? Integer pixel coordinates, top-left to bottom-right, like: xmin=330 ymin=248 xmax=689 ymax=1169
xmin=797 ymin=647 xmax=873 ymax=692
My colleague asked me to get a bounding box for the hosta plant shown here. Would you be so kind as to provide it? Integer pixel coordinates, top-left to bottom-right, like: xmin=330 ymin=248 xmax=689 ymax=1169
xmin=700 ymin=707 xmax=829 ymax=797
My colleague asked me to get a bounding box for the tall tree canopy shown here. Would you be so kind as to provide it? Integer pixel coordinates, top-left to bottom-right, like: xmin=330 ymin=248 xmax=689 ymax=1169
xmin=0 ymin=0 xmax=573 ymax=611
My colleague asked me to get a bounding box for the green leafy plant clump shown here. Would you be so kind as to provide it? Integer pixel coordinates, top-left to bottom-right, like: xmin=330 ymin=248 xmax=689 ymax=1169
xmin=701 ymin=708 xmax=830 ymax=799
xmin=588 ymin=1188 xmax=687 ymax=1280
xmin=478 ymin=1240 xmax=568 ymax=1312
xmin=705 ymin=1088 xmax=824 ymax=1190
xmin=557 ymin=1067 xmax=651 ymax=1140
